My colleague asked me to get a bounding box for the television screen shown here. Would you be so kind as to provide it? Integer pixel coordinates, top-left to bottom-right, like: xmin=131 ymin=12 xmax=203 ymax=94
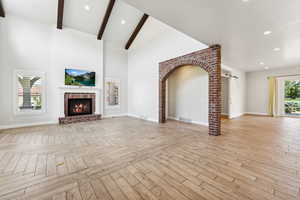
xmin=65 ymin=69 xmax=96 ymax=86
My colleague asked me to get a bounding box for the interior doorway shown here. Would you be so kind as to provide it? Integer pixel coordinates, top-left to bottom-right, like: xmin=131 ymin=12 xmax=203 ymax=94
xmin=221 ymin=76 xmax=230 ymax=119
xmin=166 ymin=65 xmax=209 ymax=125
xmin=159 ymin=45 xmax=222 ymax=136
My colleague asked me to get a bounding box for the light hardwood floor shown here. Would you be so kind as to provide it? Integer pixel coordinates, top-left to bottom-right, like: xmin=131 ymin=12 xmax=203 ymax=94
xmin=0 ymin=116 xmax=300 ymax=200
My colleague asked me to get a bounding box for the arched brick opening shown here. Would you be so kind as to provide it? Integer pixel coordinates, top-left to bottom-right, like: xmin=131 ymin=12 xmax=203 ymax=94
xmin=159 ymin=45 xmax=221 ymax=136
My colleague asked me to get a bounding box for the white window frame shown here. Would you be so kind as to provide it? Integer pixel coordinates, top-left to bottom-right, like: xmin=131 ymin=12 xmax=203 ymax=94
xmin=13 ymin=70 xmax=46 ymax=116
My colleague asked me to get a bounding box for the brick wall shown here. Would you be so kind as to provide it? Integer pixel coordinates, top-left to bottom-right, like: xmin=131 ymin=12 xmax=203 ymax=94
xmin=159 ymin=45 xmax=221 ymax=136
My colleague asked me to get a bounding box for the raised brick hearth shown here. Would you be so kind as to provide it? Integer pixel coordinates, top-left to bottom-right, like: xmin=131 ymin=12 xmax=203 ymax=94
xmin=59 ymin=114 xmax=101 ymax=124
xmin=59 ymin=93 xmax=101 ymax=124
xmin=159 ymin=45 xmax=221 ymax=136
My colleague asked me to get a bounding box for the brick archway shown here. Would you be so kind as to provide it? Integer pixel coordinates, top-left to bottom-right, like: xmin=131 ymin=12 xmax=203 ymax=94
xmin=159 ymin=45 xmax=221 ymax=136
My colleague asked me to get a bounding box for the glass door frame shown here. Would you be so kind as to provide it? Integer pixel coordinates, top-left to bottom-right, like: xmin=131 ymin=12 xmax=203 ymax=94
xmin=277 ymin=76 xmax=300 ymax=117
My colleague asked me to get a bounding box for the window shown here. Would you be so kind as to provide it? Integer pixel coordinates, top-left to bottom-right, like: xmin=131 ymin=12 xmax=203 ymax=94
xmin=14 ymin=70 xmax=46 ymax=115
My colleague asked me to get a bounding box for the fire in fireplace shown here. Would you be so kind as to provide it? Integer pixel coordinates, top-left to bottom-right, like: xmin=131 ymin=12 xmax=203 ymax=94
xmin=68 ymin=98 xmax=92 ymax=116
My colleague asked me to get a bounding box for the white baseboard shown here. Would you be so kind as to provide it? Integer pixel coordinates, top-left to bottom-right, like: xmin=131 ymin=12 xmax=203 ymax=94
xmin=167 ymin=116 xmax=209 ymax=126
xmin=244 ymin=112 xmax=269 ymax=116
xmin=146 ymin=118 xmax=159 ymax=123
xmin=0 ymin=113 xmax=160 ymax=130
xmin=0 ymin=114 xmax=128 ymax=130
xmin=166 ymin=116 xmax=177 ymax=121
xmin=0 ymin=121 xmax=58 ymax=130
xmin=229 ymin=113 xmax=244 ymax=119
xmin=127 ymin=113 xmax=159 ymax=123
xmin=102 ymin=113 xmax=128 ymax=118
xmin=127 ymin=113 xmax=141 ymax=119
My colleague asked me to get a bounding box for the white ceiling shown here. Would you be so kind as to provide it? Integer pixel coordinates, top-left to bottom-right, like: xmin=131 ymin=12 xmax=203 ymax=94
xmin=3 ymin=0 xmax=300 ymax=71
xmin=2 ymin=0 xmax=57 ymax=24
xmin=2 ymin=0 xmax=144 ymax=46
xmin=121 ymin=0 xmax=300 ymax=71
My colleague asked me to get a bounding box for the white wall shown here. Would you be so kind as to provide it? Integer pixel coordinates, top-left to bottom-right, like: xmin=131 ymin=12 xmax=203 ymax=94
xmin=127 ymin=17 xmax=246 ymax=122
xmin=167 ymin=66 xmax=208 ymax=125
xmin=0 ymin=18 xmax=6 ymax=124
xmin=0 ymin=15 xmax=248 ymax=129
xmin=222 ymin=64 xmax=246 ymax=118
xmin=103 ymin=41 xmax=128 ymax=117
xmin=221 ymin=77 xmax=229 ymax=115
xmin=246 ymin=66 xmax=300 ymax=115
xmin=128 ymin=17 xmax=208 ymax=122
xmin=0 ymin=16 xmax=103 ymax=128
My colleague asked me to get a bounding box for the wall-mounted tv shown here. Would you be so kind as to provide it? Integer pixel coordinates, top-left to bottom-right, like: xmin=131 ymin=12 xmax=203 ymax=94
xmin=65 ymin=69 xmax=96 ymax=87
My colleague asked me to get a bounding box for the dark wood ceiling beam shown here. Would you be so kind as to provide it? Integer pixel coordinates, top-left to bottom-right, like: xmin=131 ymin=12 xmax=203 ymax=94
xmin=57 ymin=0 xmax=65 ymax=29
xmin=0 ymin=0 xmax=5 ymax=18
xmin=125 ymin=14 xmax=149 ymax=50
xmin=97 ymin=0 xmax=115 ymax=40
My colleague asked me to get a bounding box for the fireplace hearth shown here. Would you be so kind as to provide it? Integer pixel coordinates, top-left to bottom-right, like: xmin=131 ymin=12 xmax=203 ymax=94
xmin=59 ymin=93 xmax=101 ymax=124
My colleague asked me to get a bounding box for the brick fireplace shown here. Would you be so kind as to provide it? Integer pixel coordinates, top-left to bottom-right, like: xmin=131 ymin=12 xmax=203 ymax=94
xmin=59 ymin=93 xmax=101 ymax=124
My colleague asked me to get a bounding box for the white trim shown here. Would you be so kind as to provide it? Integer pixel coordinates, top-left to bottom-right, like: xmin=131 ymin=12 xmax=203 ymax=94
xmin=167 ymin=116 xmax=209 ymax=126
xmin=280 ymin=115 xmax=300 ymax=118
xmin=0 ymin=121 xmax=58 ymax=130
xmin=147 ymin=118 xmax=159 ymax=123
xmin=126 ymin=113 xmax=139 ymax=118
xmin=127 ymin=113 xmax=159 ymax=123
xmin=229 ymin=113 xmax=245 ymax=119
xmin=244 ymin=112 xmax=269 ymax=116
xmin=103 ymin=113 xmax=128 ymax=118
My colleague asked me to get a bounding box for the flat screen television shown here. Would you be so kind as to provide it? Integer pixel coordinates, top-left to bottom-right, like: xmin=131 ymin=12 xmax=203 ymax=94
xmin=65 ymin=69 xmax=96 ymax=86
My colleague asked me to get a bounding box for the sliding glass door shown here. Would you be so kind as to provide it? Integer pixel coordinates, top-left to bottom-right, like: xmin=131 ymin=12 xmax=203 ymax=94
xmin=284 ymin=80 xmax=300 ymax=116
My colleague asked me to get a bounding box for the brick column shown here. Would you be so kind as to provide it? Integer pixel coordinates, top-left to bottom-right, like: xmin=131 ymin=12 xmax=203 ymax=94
xmin=159 ymin=81 xmax=166 ymax=123
xmin=208 ymin=45 xmax=221 ymax=136
xmin=159 ymin=45 xmax=222 ymax=136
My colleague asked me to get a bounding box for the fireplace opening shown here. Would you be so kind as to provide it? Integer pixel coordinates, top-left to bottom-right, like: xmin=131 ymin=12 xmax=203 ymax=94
xmin=68 ymin=98 xmax=92 ymax=116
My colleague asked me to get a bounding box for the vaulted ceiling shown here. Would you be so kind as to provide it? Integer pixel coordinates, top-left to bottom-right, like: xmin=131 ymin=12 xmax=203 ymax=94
xmin=122 ymin=0 xmax=300 ymax=71
xmin=2 ymin=0 xmax=300 ymax=71
xmin=1 ymin=0 xmax=145 ymax=48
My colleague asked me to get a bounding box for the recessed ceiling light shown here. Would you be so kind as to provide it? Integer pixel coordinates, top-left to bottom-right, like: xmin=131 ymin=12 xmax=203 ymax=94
xmin=84 ymin=4 xmax=90 ymax=11
xmin=264 ymin=66 xmax=269 ymax=70
xmin=264 ymin=31 xmax=272 ymax=35
xmin=121 ymin=19 xmax=126 ymax=25
xmin=273 ymin=47 xmax=280 ymax=51
xmin=242 ymin=0 xmax=249 ymax=2
xmin=259 ymin=62 xmax=265 ymax=65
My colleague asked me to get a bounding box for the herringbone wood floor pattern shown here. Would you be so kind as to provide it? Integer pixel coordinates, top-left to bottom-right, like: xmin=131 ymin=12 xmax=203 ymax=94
xmin=0 ymin=116 xmax=300 ymax=200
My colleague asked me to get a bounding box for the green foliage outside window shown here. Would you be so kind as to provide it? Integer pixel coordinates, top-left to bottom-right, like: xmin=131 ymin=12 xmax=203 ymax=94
xmin=285 ymin=81 xmax=300 ymax=114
